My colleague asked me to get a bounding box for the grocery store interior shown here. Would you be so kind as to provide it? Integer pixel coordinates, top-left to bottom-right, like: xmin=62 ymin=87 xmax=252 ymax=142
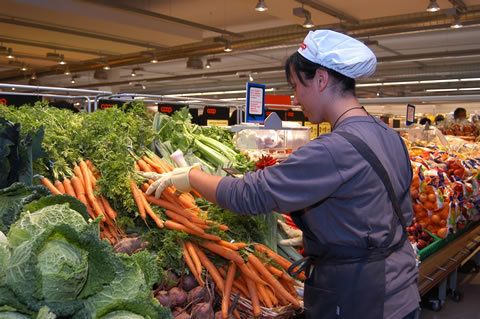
xmin=1 ymin=0 xmax=480 ymax=318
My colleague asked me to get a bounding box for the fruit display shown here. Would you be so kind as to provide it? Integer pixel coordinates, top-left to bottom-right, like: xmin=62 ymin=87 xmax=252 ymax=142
xmin=406 ymin=221 xmax=436 ymax=250
xmin=439 ymin=120 xmax=479 ymax=140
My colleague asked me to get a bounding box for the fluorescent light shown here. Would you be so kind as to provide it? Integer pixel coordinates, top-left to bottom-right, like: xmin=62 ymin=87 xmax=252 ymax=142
xmin=460 ymin=78 xmax=480 ymax=82
xmin=426 ymin=0 xmax=440 ymax=12
xmin=425 ymin=88 xmax=458 ymax=92
xmin=419 ymin=79 xmax=459 ymax=84
xmin=383 ymin=80 xmax=420 ymax=86
xmin=255 ymin=0 xmax=268 ymax=12
xmin=357 ymin=83 xmax=383 ymax=87
xmin=165 ymin=88 xmax=275 ymax=97
xmin=459 ymin=87 xmax=480 ymax=91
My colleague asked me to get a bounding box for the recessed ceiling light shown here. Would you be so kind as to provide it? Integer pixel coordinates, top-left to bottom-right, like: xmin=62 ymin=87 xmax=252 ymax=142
xmin=255 ymin=0 xmax=268 ymax=12
xmin=426 ymin=0 xmax=440 ymax=12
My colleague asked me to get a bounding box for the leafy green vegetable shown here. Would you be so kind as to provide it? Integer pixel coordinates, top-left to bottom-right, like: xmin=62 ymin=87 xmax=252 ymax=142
xmin=0 ymin=118 xmax=46 ymax=188
xmin=197 ymin=199 xmax=268 ymax=244
xmin=143 ymin=229 xmax=188 ymax=275
xmin=23 ymin=195 xmax=90 ymax=222
xmin=0 ymin=183 xmax=49 ymax=234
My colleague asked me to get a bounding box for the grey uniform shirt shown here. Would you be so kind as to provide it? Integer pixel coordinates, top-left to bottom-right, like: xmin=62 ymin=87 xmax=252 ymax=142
xmin=216 ymin=116 xmax=420 ymax=319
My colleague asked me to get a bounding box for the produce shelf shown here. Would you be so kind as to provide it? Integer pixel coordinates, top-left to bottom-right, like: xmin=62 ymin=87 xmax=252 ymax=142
xmin=418 ymin=222 xmax=480 ymax=296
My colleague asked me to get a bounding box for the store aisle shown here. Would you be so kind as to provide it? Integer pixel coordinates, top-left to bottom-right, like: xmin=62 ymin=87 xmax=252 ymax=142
xmin=420 ymin=271 xmax=480 ymax=319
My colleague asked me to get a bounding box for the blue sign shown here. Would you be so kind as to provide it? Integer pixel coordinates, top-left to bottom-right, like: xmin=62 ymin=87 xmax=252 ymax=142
xmin=406 ymin=104 xmax=416 ymax=126
xmin=245 ymin=82 xmax=266 ymax=123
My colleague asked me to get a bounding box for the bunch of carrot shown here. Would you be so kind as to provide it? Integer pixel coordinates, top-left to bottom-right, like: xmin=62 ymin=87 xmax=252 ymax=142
xmin=39 ymin=159 xmax=123 ymax=245
xmin=132 ymin=151 xmax=305 ymax=318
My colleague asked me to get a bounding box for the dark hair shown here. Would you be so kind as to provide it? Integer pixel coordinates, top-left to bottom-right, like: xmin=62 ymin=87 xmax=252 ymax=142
xmin=453 ymin=107 xmax=466 ymax=119
xmin=419 ymin=117 xmax=432 ymax=125
xmin=285 ymin=52 xmax=356 ymax=96
xmin=434 ymin=114 xmax=445 ymax=124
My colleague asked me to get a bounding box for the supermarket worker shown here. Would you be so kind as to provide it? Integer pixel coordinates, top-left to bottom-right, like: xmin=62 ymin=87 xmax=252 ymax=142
xmin=146 ymin=30 xmax=419 ymax=319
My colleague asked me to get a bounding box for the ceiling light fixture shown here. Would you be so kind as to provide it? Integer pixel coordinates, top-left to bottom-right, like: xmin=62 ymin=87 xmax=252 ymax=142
xmin=426 ymin=0 xmax=440 ymax=12
xmin=249 ymin=74 xmax=254 ymax=82
xmin=255 ymin=0 xmax=268 ymax=12
xmin=302 ymin=11 xmax=315 ymax=28
xmin=451 ymin=16 xmax=463 ymax=29
xmin=224 ymin=41 xmax=233 ymax=52
xmin=6 ymin=48 xmax=14 ymax=59
xmin=58 ymin=55 xmax=67 ymax=65
xmin=11 ymin=87 xmax=15 ymax=91
xmin=131 ymin=69 xmax=137 ymax=77
xmin=103 ymin=64 xmax=111 ymax=70
xmin=205 ymin=61 xmax=211 ymax=69
xmin=64 ymin=68 xmax=71 ymax=75
xmin=150 ymin=56 xmax=158 ymax=63
xmin=20 ymin=65 xmax=28 ymax=72
xmin=425 ymin=88 xmax=458 ymax=92
xmin=30 ymin=73 xmax=36 ymax=80
xmin=70 ymin=76 xmax=76 ymax=84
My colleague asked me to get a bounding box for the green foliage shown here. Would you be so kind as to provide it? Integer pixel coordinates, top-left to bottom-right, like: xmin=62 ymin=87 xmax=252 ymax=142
xmin=198 ymin=199 xmax=268 ymax=244
xmin=23 ymin=195 xmax=90 ymax=222
xmin=0 ymin=183 xmax=49 ymax=234
xmin=143 ymin=229 xmax=188 ymax=275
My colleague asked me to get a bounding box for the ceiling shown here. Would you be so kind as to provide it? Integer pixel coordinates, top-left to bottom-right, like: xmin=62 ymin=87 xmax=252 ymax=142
xmin=1 ymin=0 xmax=480 ymax=102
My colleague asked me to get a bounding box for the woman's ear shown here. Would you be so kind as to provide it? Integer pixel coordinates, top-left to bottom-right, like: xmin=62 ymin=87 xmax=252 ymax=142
xmin=316 ymin=69 xmax=329 ymax=92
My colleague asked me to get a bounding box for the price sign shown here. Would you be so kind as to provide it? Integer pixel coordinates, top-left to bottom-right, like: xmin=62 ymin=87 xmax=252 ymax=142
xmin=157 ymin=104 xmax=184 ymax=115
xmin=304 ymin=122 xmax=319 ymax=139
xmin=207 ymin=119 xmax=229 ymax=127
xmin=0 ymin=94 xmax=41 ymax=107
xmin=245 ymin=82 xmax=266 ymax=123
xmin=203 ymin=106 xmax=229 ymax=126
xmin=406 ymin=104 xmax=416 ymax=126
xmin=319 ymin=122 xmax=331 ymax=135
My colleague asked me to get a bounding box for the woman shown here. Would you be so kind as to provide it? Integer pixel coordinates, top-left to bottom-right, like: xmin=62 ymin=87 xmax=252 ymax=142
xmin=146 ymin=30 xmax=419 ymax=319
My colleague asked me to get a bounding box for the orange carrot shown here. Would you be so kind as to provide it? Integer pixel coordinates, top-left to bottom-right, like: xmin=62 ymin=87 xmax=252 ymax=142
xmin=198 ymin=241 xmax=244 ymax=264
xmin=222 ymin=262 xmax=237 ymax=319
xmin=63 ymin=178 xmax=77 ymax=197
xmin=248 ymin=254 xmax=300 ymax=308
xmin=265 ymin=286 xmax=279 ymax=306
xmin=54 ymin=180 xmax=66 ymax=194
xmin=164 ymin=220 xmax=221 ymax=241
xmin=145 ymin=195 xmax=205 ymax=224
xmin=206 ymin=220 xmax=229 ymax=231
xmin=100 ymin=196 xmax=117 ymax=220
xmin=236 ymin=261 xmax=268 ymax=287
xmin=134 ymin=163 xmax=140 ymax=171
xmin=142 ymin=155 xmax=164 ymax=173
xmin=245 ymin=276 xmax=261 ymax=317
xmin=40 ymin=177 xmax=62 ymax=195
xmin=219 ymin=268 xmax=250 ymax=298
xmin=137 ymin=159 xmax=153 ymax=172
xmin=73 ymin=165 xmax=85 ymax=186
xmin=141 ymin=194 xmax=164 ymax=228
xmin=80 ymin=160 xmax=105 ymax=220
xmin=165 ymin=210 xmax=205 ymax=234
xmin=130 ymin=180 xmax=146 ymax=220
xmin=182 ymin=242 xmax=205 ymax=286
xmin=219 ymin=240 xmax=242 ymax=251
xmin=71 ymin=176 xmax=95 ymax=219
xmin=266 ymin=265 xmax=285 ymax=278
xmin=256 ymin=282 xmax=272 ymax=308
xmin=254 ymin=244 xmax=306 ymax=281
xmin=185 ymin=241 xmax=202 ymax=276
xmin=279 ymin=277 xmax=297 ymax=299
xmin=192 ymin=244 xmax=225 ymax=293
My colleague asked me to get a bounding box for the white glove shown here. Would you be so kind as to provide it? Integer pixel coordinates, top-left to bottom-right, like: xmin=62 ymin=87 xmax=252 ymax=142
xmin=141 ymin=164 xmax=201 ymax=198
xmin=278 ymin=219 xmax=303 ymax=247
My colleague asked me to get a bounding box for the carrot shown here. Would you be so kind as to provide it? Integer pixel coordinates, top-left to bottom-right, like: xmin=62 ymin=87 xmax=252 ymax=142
xmin=192 ymin=244 xmax=225 ymax=293
xmin=63 ymin=178 xmax=77 ymax=197
xmin=222 ymin=262 xmax=237 ymax=319
xmin=247 ymin=254 xmax=300 ymax=308
xmin=140 ymin=193 xmax=163 ymax=228
xmin=134 ymin=163 xmax=140 ymax=171
xmin=40 ymin=177 xmax=62 ymax=195
xmin=164 ymin=220 xmax=221 ymax=241
xmin=73 ymin=165 xmax=85 ymax=186
xmin=219 ymin=240 xmax=242 ymax=251
xmin=100 ymin=196 xmax=117 ymax=220
xmin=80 ymin=160 xmax=105 ymax=220
xmin=185 ymin=241 xmax=202 ymax=277
xmin=182 ymin=242 xmax=205 ymax=286
xmin=265 ymin=286 xmax=278 ymax=307
xmin=266 ymin=265 xmax=286 ymax=278
xmin=71 ymin=176 xmax=95 ymax=219
xmin=145 ymin=195 xmax=206 ymax=224
xmin=137 ymin=159 xmax=153 ymax=172
xmin=245 ymin=276 xmax=261 ymax=317
xmin=165 ymin=210 xmax=205 ymax=234
xmin=254 ymin=244 xmax=306 ymax=281
xmin=206 ymin=220 xmax=229 ymax=231
xmin=198 ymin=241 xmax=244 ymax=264
xmin=237 ymin=262 xmax=268 ymax=286
xmin=233 ymin=277 xmax=250 ymax=299
xmin=256 ymin=282 xmax=272 ymax=308
xmin=130 ymin=180 xmax=146 ymax=220
xmin=279 ymin=277 xmax=298 ymax=299
xmin=54 ymin=180 xmax=66 ymax=194
xmin=142 ymin=155 xmax=164 ymax=173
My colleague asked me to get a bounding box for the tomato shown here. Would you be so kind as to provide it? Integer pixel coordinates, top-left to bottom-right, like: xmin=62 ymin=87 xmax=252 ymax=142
xmin=427 ymin=193 xmax=436 ymax=203
xmin=431 ymin=214 xmax=441 ymax=225
xmin=419 ymin=193 xmax=428 ymax=203
xmin=437 ymin=227 xmax=448 ymax=239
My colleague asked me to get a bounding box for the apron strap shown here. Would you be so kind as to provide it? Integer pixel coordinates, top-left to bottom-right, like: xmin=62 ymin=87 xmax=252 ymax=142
xmin=336 ymin=131 xmax=408 ymax=250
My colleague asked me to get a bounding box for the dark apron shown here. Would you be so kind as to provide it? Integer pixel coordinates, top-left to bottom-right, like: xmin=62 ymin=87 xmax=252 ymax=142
xmin=288 ymin=131 xmax=409 ymax=319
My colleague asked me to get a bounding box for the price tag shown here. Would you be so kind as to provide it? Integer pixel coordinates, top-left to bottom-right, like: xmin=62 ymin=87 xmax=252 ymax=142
xmin=319 ymin=122 xmax=331 ymax=135
xmin=245 ymin=82 xmax=266 ymax=123
xmin=304 ymin=122 xmax=319 ymax=139
xmin=406 ymin=104 xmax=416 ymax=126
xmin=207 ymin=119 xmax=229 ymax=127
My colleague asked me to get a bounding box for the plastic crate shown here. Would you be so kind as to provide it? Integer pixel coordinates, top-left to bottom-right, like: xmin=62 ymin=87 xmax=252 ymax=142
xmin=418 ymin=234 xmax=445 ymax=261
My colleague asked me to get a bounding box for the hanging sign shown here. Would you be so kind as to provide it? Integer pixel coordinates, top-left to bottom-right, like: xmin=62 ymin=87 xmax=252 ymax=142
xmin=157 ymin=103 xmax=184 ymax=115
xmin=245 ymin=82 xmax=266 ymax=123
xmin=0 ymin=94 xmax=41 ymax=107
xmin=97 ymin=99 xmax=122 ymax=110
xmin=203 ymin=106 xmax=229 ymax=127
xmin=406 ymin=104 xmax=416 ymax=126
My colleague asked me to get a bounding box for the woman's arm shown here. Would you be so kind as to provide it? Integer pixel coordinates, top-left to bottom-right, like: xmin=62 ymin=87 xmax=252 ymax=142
xmin=189 ymin=169 xmax=223 ymax=203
